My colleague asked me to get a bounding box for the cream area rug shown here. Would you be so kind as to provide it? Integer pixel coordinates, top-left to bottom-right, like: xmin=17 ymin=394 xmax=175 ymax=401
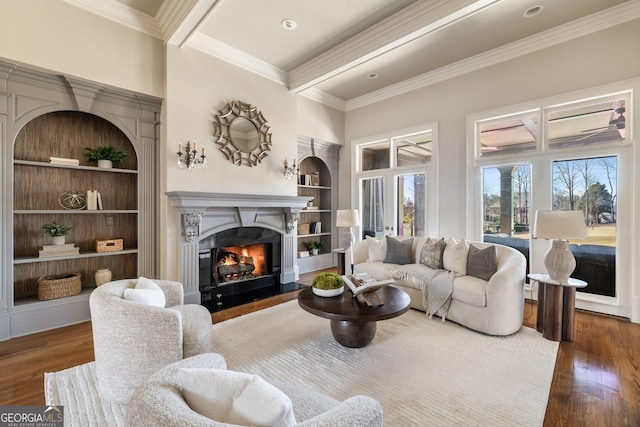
xmin=46 ymin=300 xmax=558 ymax=426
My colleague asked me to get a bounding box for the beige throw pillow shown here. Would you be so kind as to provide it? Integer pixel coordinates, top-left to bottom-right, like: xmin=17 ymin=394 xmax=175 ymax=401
xmin=123 ymin=276 xmax=166 ymax=307
xmin=179 ymin=368 xmax=297 ymax=427
xmin=365 ymin=235 xmax=387 ymax=261
xmin=443 ymin=237 xmax=469 ymax=276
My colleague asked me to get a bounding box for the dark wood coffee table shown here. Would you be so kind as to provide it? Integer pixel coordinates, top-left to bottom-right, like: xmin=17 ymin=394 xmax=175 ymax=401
xmin=298 ymin=285 xmax=411 ymax=348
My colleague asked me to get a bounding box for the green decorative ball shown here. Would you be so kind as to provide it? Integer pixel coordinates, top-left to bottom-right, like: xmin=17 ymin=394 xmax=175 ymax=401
xmin=312 ymin=272 xmax=344 ymax=290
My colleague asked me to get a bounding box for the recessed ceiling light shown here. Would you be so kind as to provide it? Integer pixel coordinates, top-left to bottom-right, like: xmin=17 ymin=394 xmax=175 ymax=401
xmin=523 ymin=5 xmax=543 ymax=18
xmin=281 ymin=19 xmax=297 ymax=30
xmin=367 ymin=73 xmax=378 ymax=80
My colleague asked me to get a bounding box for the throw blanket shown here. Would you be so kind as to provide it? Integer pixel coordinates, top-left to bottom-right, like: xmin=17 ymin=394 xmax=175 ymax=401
xmin=386 ymin=265 xmax=455 ymax=320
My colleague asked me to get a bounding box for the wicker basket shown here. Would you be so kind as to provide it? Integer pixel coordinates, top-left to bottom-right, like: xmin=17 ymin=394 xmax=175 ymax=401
xmin=96 ymin=238 xmax=123 ymax=253
xmin=37 ymin=273 xmax=82 ymax=301
xmin=298 ymin=223 xmax=310 ymax=235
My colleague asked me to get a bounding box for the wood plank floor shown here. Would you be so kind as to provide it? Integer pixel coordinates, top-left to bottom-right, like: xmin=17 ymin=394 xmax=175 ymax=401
xmin=1 ymin=270 xmax=638 ymax=426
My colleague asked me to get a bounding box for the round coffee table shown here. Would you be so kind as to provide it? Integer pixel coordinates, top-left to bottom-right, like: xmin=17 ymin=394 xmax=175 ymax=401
xmin=298 ymin=286 xmax=411 ymax=348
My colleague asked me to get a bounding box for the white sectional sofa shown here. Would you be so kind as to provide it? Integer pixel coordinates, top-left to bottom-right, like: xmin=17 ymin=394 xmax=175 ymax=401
xmin=345 ymin=236 xmax=527 ymax=336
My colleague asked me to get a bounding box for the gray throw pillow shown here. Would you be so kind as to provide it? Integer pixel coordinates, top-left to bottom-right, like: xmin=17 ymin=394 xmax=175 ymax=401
xmin=419 ymin=237 xmax=445 ymax=269
xmin=383 ymin=237 xmax=413 ymax=265
xmin=466 ymin=244 xmax=498 ymax=280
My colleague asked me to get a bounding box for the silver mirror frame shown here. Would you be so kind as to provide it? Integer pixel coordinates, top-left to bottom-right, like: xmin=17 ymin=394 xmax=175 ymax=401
xmin=213 ymin=101 xmax=272 ymax=166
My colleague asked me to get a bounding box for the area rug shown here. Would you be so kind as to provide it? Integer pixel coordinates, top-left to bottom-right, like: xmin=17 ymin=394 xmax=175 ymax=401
xmin=45 ymin=300 xmax=558 ymax=426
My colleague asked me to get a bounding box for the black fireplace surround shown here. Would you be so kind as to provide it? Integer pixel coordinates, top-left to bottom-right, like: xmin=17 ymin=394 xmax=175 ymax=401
xmin=198 ymin=227 xmax=299 ymax=311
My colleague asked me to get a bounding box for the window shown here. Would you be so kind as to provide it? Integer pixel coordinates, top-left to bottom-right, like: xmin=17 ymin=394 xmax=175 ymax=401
xmin=470 ymin=86 xmax=632 ymax=309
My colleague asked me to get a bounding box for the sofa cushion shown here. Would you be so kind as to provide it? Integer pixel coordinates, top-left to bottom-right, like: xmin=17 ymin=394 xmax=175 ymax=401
xmin=383 ymin=237 xmax=413 ymax=265
xmin=443 ymin=237 xmax=469 ymax=276
xmin=365 ymin=236 xmax=387 ymax=262
xmin=451 ymin=275 xmax=487 ymax=307
xmin=467 ymin=244 xmax=498 ymax=281
xmin=419 ymin=237 xmax=445 ymax=269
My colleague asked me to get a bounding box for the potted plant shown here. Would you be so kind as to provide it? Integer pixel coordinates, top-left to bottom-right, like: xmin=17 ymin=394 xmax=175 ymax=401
xmin=84 ymin=145 xmax=127 ymax=168
xmin=303 ymin=241 xmax=325 ymax=255
xmin=42 ymin=221 xmax=72 ymax=245
xmin=311 ymin=272 xmax=344 ymax=297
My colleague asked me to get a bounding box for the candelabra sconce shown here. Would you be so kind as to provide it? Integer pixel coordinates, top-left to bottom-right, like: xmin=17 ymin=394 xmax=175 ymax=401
xmin=177 ymin=139 xmax=207 ymax=170
xmin=283 ymin=158 xmax=299 ymax=179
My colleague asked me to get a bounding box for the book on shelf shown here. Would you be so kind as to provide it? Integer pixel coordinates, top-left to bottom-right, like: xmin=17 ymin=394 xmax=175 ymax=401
xmin=299 ymin=250 xmax=310 ymax=258
xmin=49 ymin=156 xmax=80 ymax=166
xmin=342 ymin=273 xmax=393 ymax=296
xmin=309 ymin=221 xmax=322 ymax=234
xmin=304 ymin=206 xmax=319 ymax=210
xmin=87 ymin=190 xmax=103 ymax=210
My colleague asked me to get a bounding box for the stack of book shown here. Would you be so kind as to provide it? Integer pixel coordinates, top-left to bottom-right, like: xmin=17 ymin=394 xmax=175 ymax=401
xmin=49 ymin=156 xmax=80 ymax=166
xmin=87 ymin=190 xmax=103 ymax=210
xmin=39 ymin=243 xmax=80 ymax=258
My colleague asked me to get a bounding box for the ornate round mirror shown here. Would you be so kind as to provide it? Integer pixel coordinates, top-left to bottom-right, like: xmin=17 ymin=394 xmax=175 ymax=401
xmin=213 ymin=101 xmax=272 ymax=166
xmin=230 ymin=117 xmax=259 ymax=152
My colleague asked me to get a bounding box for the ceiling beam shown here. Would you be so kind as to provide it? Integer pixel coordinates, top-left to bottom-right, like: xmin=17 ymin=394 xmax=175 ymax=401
xmin=288 ymin=0 xmax=500 ymax=93
xmin=165 ymin=0 xmax=225 ymax=47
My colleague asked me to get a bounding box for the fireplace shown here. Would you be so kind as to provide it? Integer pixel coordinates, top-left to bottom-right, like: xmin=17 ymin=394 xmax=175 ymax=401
xmin=166 ymin=191 xmax=311 ymax=309
xmin=199 ymin=226 xmax=291 ymax=311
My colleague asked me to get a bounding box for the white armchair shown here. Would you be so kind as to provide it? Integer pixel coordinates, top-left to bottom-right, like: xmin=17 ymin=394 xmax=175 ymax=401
xmin=126 ymin=354 xmax=384 ymax=427
xmin=89 ymin=279 xmax=214 ymax=404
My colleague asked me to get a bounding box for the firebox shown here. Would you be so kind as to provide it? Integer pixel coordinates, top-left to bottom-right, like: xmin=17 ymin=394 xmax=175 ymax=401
xmin=199 ymin=227 xmax=292 ymax=311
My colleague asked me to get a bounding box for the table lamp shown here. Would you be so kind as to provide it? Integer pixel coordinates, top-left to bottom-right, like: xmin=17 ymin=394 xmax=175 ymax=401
xmin=336 ymin=209 xmax=360 ymax=274
xmin=533 ymin=210 xmax=587 ymax=284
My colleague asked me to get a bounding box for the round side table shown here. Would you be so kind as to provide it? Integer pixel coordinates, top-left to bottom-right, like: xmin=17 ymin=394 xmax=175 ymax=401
xmin=528 ymin=273 xmax=587 ymax=342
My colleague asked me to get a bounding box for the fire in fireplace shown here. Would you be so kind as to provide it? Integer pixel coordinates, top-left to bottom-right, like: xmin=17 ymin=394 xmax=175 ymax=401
xmin=214 ymin=243 xmax=268 ymax=283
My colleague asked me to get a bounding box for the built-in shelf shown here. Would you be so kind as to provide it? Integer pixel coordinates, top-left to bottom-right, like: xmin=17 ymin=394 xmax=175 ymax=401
xmin=297 ymin=185 xmax=331 ymax=190
xmin=14 ymin=160 xmax=138 ymax=174
xmin=13 ymin=287 xmax=94 ymax=307
xmin=298 ymin=232 xmax=332 ymax=238
xmin=14 ymin=249 xmax=138 ymax=264
xmin=14 ymin=210 xmax=138 ymax=214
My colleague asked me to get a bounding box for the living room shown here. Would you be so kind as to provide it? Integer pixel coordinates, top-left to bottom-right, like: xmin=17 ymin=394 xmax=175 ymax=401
xmin=1 ymin=0 xmax=639 ymax=425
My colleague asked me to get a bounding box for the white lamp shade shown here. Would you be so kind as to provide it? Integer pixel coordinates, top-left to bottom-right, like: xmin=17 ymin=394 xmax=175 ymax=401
xmin=336 ymin=209 xmax=361 ymax=227
xmin=533 ymin=210 xmax=587 ymax=240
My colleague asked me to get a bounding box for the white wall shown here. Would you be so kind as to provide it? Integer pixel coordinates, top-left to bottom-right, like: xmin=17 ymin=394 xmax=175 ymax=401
xmin=344 ymin=20 xmax=640 ymax=321
xmin=0 ymin=0 xmax=164 ymax=97
xmin=297 ymin=96 xmax=345 ymax=146
xmin=161 ymin=45 xmax=302 ymax=279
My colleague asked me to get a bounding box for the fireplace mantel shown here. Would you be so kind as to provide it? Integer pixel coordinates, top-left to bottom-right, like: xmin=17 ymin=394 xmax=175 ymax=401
xmin=166 ymin=191 xmax=311 ymax=304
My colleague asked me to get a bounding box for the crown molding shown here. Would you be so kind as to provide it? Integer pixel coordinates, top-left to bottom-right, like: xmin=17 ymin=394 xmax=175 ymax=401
xmin=61 ymin=0 xmax=162 ymax=39
xmin=345 ymin=1 xmax=640 ymax=111
xmin=157 ymin=0 xmax=198 ymax=42
xmin=288 ymin=0 xmax=499 ymax=93
xmin=187 ymin=33 xmax=288 ymax=86
xmin=299 ymin=88 xmax=346 ymax=112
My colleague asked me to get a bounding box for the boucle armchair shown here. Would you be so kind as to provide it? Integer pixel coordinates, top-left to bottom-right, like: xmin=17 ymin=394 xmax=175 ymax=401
xmin=126 ymin=354 xmax=384 ymax=427
xmin=89 ymin=279 xmax=214 ymax=404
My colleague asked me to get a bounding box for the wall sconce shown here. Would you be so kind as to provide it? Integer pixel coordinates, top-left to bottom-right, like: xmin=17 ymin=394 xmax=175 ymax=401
xmin=177 ymin=139 xmax=207 ymax=170
xmin=283 ymin=158 xmax=299 ymax=179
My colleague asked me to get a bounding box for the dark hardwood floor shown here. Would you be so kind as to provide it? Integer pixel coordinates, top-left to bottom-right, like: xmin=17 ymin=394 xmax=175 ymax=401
xmin=1 ymin=269 xmax=638 ymax=426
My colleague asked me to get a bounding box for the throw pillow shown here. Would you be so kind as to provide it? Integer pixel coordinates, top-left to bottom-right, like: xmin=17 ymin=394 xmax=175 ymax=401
xmin=123 ymin=276 xmax=166 ymax=307
xmin=365 ymin=235 xmax=387 ymax=261
xmin=443 ymin=237 xmax=469 ymax=276
xmin=179 ymin=368 xmax=297 ymax=427
xmin=419 ymin=237 xmax=445 ymax=269
xmin=383 ymin=236 xmax=413 ymax=264
xmin=467 ymin=244 xmax=498 ymax=281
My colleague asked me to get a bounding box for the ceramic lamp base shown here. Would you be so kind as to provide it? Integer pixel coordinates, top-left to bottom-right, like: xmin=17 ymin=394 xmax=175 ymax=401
xmin=544 ymin=239 xmax=576 ymax=284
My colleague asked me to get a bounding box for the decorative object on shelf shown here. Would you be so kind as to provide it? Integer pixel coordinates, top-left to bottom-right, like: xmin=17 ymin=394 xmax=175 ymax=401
xmin=86 ymin=190 xmax=103 ymax=210
xmin=50 ymin=156 xmax=80 ymax=166
xmin=312 ymin=272 xmax=344 ymax=297
xmin=533 ymin=210 xmax=587 ymax=284
xmin=96 ymin=238 xmax=124 ymax=253
xmin=84 ymin=145 xmax=127 ymax=169
xmin=39 ymin=243 xmax=79 ymax=258
xmin=303 ymin=240 xmax=325 ymax=255
xmin=283 ymin=158 xmax=299 ymax=179
xmin=42 ymin=221 xmax=72 ymax=245
xmin=311 ymin=172 xmax=320 ymax=186
xmin=177 ymin=139 xmax=207 ymax=170
xmin=37 ymin=273 xmax=82 ymax=300
xmin=58 ymin=191 xmax=87 ymax=210
xmin=297 ymin=223 xmax=310 ymax=235
xmin=213 ymin=100 xmax=272 ymax=167
xmin=336 ymin=209 xmax=361 ymax=274
xmin=95 ymin=268 xmax=112 ymax=287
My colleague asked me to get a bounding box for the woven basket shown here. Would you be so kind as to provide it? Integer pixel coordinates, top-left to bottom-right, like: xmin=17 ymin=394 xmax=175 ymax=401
xmin=37 ymin=273 xmax=82 ymax=301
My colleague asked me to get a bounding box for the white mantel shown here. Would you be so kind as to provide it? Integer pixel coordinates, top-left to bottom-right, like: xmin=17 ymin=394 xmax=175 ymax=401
xmin=166 ymin=192 xmax=311 ymax=303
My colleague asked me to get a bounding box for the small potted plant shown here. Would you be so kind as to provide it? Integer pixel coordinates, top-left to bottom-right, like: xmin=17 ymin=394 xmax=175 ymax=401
xmin=42 ymin=221 xmax=72 ymax=245
xmin=303 ymin=241 xmax=325 ymax=255
xmin=312 ymin=272 xmax=344 ymax=297
xmin=84 ymin=145 xmax=127 ymax=168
